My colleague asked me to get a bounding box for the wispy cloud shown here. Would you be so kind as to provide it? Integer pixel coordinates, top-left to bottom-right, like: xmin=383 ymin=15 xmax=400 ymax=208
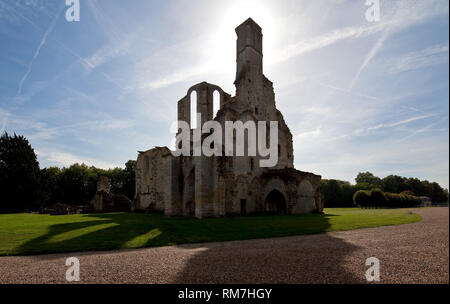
xmin=36 ymin=150 xmax=120 ymax=169
xmin=2 ymin=108 xmax=135 ymax=144
xmin=16 ymin=7 xmax=61 ymax=95
xmin=268 ymin=23 xmax=386 ymax=66
xmin=146 ymin=62 xmax=210 ymax=90
xmin=314 ymin=80 xmax=379 ymax=101
xmin=85 ymin=0 xmax=122 ymax=43
xmin=389 ymin=43 xmax=449 ymax=74
xmin=349 ymin=0 xmax=449 ymax=89
xmin=397 ymin=116 xmax=449 ymax=142
xmin=295 ymin=128 xmax=321 ymax=139
xmin=350 ymin=29 xmax=390 ymax=89
xmin=355 ymin=114 xmax=435 ymax=134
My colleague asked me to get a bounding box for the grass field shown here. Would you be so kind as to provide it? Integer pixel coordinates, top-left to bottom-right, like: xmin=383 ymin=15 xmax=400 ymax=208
xmin=0 ymin=208 xmax=421 ymax=256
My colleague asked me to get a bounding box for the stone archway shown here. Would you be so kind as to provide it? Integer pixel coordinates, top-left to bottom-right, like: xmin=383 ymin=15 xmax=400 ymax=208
xmin=264 ymin=189 xmax=287 ymax=214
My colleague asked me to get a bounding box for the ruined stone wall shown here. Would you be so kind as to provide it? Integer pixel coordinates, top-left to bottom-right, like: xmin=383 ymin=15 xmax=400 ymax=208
xmin=135 ymin=18 xmax=322 ymax=219
xmin=260 ymin=169 xmax=322 ymax=214
xmin=135 ymin=147 xmax=171 ymax=211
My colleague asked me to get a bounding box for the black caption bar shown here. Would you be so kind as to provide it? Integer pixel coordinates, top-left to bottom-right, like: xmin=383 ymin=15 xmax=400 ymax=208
xmin=1 ymin=284 xmax=448 ymax=303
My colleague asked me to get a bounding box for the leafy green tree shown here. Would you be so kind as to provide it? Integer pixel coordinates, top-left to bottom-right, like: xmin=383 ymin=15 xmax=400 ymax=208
xmin=400 ymin=190 xmax=415 ymax=196
xmin=0 ymin=133 xmax=40 ymax=212
xmin=122 ymin=160 xmax=136 ymax=200
xmin=431 ymin=182 xmax=448 ymax=203
xmin=57 ymin=163 xmax=98 ymax=206
xmin=321 ymin=179 xmax=355 ymax=207
xmin=355 ymin=171 xmax=382 ymax=188
xmin=340 ymin=183 xmax=355 ymax=204
xmin=321 ymin=179 xmax=342 ymax=206
xmin=406 ymin=178 xmax=426 ymax=196
xmin=38 ymin=166 xmax=62 ymax=207
xmin=382 ymin=175 xmax=407 ymax=193
xmin=353 ymin=182 xmax=376 ymax=191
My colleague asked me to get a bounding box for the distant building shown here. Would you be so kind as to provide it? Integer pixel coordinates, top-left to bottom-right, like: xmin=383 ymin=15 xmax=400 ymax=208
xmin=419 ymin=196 xmax=432 ymax=207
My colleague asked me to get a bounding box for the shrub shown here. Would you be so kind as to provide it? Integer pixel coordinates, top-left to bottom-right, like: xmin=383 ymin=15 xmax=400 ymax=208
xmin=353 ymin=190 xmax=371 ymax=207
xmin=400 ymin=190 xmax=415 ymax=196
xmin=354 ymin=189 xmax=420 ymax=208
xmin=370 ymin=189 xmax=387 ymax=207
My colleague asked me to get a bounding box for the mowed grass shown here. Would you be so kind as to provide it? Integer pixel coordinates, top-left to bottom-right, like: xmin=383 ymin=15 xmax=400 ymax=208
xmin=0 ymin=208 xmax=421 ymax=256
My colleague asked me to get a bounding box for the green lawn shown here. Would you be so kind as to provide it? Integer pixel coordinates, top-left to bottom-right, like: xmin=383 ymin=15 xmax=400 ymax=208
xmin=0 ymin=208 xmax=421 ymax=256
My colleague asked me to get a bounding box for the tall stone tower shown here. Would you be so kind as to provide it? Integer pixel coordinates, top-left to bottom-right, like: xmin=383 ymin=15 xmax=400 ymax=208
xmin=235 ymin=18 xmax=263 ymax=83
xmin=234 ymin=18 xmax=275 ymax=123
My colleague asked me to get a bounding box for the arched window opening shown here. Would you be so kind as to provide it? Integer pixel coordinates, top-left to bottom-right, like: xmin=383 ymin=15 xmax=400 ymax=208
xmin=213 ymin=90 xmax=220 ymax=118
xmin=190 ymin=91 xmax=197 ymax=129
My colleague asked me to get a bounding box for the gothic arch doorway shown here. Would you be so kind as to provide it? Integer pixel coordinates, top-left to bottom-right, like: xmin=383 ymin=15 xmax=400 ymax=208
xmin=264 ymin=189 xmax=287 ymax=214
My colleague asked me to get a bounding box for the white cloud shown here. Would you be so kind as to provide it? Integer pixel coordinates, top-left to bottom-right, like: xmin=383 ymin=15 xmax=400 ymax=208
xmin=389 ymin=43 xmax=449 ymax=74
xmin=37 ymin=150 xmax=120 ymax=169
xmin=146 ymin=62 xmax=211 ymax=91
xmin=16 ymin=5 xmax=61 ymax=95
xmin=349 ymin=0 xmax=449 ymax=88
xmin=268 ymin=23 xmax=385 ymax=66
xmin=356 ymin=114 xmax=435 ymax=134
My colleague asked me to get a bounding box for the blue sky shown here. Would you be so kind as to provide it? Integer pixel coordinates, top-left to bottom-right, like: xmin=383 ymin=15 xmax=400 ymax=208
xmin=0 ymin=0 xmax=448 ymax=188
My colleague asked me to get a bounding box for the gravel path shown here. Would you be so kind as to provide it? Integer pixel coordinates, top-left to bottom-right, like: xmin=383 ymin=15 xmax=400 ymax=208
xmin=0 ymin=208 xmax=448 ymax=284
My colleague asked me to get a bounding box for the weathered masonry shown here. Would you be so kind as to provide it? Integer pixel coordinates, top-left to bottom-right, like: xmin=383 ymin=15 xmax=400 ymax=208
xmin=135 ymin=18 xmax=322 ymax=218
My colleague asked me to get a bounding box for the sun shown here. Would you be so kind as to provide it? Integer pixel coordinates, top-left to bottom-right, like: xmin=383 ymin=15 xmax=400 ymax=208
xmin=205 ymin=0 xmax=282 ymax=73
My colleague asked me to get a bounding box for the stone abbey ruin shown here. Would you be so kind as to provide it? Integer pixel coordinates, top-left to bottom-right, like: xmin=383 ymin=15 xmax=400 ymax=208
xmin=134 ymin=18 xmax=322 ymax=218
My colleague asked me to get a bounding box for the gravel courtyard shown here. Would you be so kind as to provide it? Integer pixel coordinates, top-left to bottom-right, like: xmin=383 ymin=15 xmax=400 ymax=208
xmin=0 ymin=207 xmax=448 ymax=284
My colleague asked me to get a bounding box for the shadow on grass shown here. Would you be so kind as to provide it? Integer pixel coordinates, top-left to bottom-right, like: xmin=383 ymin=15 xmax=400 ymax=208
xmin=16 ymin=212 xmax=365 ymax=282
xmin=17 ymin=212 xmax=343 ymax=255
xmin=17 ymin=213 xmax=166 ymax=255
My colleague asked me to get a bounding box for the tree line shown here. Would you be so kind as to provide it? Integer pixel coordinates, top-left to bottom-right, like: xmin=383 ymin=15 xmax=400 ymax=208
xmin=322 ymin=171 xmax=449 ymax=207
xmin=1 ymin=132 xmax=448 ymax=213
xmin=0 ymin=132 xmax=135 ymax=213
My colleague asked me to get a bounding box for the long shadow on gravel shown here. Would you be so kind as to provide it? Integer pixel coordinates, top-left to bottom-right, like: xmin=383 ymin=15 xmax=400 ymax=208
xmin=172 ymin=213 xmax=365 ymax=283
xmin=16 ymin=212 xmax=363 ymax=283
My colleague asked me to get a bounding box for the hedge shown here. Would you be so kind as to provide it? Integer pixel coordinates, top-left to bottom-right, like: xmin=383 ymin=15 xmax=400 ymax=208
xmin=353 ymin=189 xmax=421 ymax=208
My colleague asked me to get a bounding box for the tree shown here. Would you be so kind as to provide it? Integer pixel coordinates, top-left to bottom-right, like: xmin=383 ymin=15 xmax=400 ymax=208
xmin=38 ymin=166 xmax=62 ymax=207
xmin=322 ymin=179 xmax=342 ymax=206
xmin=382 ymin=175 xmax=406 ymax=193
xmin=0 ymin=132 xmax=40 ymax=212
xmin=355 ymin=171 xmax=382 ymax=188
xmin=321 ymin=179 xmax=355 ymax=207
xmin=431 ymin=182 xmax=448 ymax=203
xmin=57 ymin=163 xmax=98 ymax=206
xmin=340 ymin=183 xmax=355 ymax=204
xmin=122 ymin=160 xmax=136 ymax=200
xmin=406 ymin=178 xmax=427 ymax=196
xmin=354 ymin=182 xmax=376 ymax=191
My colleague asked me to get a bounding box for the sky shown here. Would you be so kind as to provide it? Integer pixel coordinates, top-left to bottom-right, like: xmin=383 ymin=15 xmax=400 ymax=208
xmin=0 ymin=0 xmax=448 ymax=188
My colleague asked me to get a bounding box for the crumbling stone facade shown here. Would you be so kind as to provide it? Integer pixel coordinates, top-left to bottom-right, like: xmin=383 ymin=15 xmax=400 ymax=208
xmin=135 ymin=18 xmax=322 ymax=218
xmin=90 ymin=176 xmax=133 ymax=212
